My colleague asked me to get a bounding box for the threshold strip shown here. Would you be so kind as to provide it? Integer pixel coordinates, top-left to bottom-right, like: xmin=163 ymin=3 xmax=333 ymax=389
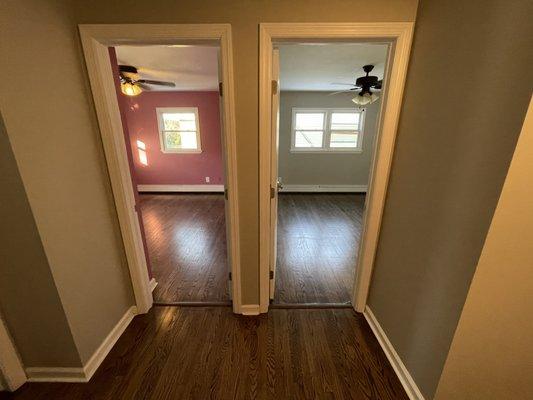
xmin=153 ymin=301 xmax=232 ymax=307
xmin=269 ymin=302 xmax=353 ymax=309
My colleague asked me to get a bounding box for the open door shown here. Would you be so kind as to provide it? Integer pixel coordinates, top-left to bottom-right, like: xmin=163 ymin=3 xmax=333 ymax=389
xmin=217 ymin=50 xmax=233 ymax=301
xmin=269 ymin=48 xmax=280 ymax=299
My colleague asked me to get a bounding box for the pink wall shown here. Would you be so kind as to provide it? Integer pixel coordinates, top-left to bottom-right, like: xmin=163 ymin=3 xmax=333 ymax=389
xmin=121 ymin=91 xmax=224 ymax=185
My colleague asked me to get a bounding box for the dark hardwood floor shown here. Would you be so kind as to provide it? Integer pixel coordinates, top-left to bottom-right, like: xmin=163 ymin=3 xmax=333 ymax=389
xmin=274 ymin=193 xmax=365 ymax=304
xmin=140 ymin=193 xmax=229 ymax=303
xmin=4 ymin=307 xmax=408 ymax=400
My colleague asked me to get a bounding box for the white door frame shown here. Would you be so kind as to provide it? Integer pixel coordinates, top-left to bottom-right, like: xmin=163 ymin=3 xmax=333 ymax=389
xmin=79 ymin=24 xmax=242 ymax=314
xmin=259 ymin=23 xmax=414 ymax=313
xmin=0 ymin=315 xmax=26 ymax=391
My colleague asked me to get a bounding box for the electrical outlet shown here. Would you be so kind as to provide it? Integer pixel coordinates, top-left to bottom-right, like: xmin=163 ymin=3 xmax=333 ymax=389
xmin=205 ymin=177 xmax=210 ymax=183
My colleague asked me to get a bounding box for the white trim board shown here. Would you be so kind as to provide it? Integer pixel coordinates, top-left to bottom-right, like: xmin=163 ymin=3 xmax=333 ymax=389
xmin=0 ymin=315 xmax=26 ymax=391
xmin=280 ymin=184 xmax=367 ymax=193
xmin=364 ymin=306 xmax=425 ymax=400
xmin=149 ymin=278 xmax=158 ymax=292
xmin=258 ymin=23 xmax=414 ymax=313
xmin=79 ymin=24 xmax=242 ymax=314
xmin=26 ymin=306 xmax=137 ymax=383
xmin=137 ymin=184 xmax=224 ymax=193
xmin=240 ymin=305 xmax=261 ymax=316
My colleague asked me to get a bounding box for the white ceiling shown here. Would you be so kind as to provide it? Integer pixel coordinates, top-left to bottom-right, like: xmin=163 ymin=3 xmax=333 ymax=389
xmin=279 ymin=43 xmax=389 ymax=91
xmin=115 ymin=45 xmax=219 ymax=91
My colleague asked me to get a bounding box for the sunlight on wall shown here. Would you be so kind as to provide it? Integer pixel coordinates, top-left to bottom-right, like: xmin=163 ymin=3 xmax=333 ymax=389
xmin=137 ymin=140 xmax=148 ymax=166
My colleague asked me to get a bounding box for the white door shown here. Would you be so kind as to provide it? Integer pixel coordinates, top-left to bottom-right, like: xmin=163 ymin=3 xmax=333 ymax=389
xmin=217 ymin=50 xmax=232 ymax=300
xmin=269 ymin=49 xmax=281 ymax=299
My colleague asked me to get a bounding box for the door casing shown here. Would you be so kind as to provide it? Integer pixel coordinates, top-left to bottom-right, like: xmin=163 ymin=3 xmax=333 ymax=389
xmin=259 ymin=22 xmax=415 ymax=313
xmin=79 ymin=24 xmax=242 ymax=314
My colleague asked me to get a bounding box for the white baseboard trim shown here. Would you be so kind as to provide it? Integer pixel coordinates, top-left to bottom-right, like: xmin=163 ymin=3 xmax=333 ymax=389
xmin=137 ymin=184 xmax=224 ymax=193
xmin=149 ymin=278 xmax=158 ymax=293
xmin=26 ymin=306 xmax=137 ymax=383
xmin=364 ymin=307 xmax=425 ymax=400
xmin=280 ymin=184 xmax=367 ymax=193
xmin=240 ymin=305 xmax=261 ymax=316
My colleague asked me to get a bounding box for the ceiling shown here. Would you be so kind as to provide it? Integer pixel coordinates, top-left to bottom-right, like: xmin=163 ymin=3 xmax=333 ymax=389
xmin=279 ymin=43 xmax=389 ymax=91
xmin=115 ymin=45 xmax=219 ymax=91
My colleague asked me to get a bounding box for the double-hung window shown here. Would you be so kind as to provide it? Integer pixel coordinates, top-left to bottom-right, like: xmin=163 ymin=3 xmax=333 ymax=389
xmin=156 ymin=107 xmax=202 ymax=153
xmin=291 ymin=108 xmax=364 ymax=153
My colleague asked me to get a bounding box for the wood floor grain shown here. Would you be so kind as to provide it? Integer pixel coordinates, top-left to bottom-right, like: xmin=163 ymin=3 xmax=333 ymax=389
xmin=139 ymin=193 xmax=229 ymax=303
xmin=275 ymin=194 xmax=365 ymax=304
xmin=3 ymin=307 xmax=408 ymax=400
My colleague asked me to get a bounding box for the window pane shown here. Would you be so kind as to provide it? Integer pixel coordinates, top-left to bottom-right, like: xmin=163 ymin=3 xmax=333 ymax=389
xmin=330 ymin=132 xmax=359 ymax=148
xmin=295 ymin=113 xmax=324 ymax=130
xmin=162 ymin=112 xmax=197 ymax=131
xmin=164 ymin=131 xmax=198 ymax=150
xmin=330 ymin=112 xmax=360 ymax=130
xmin=294 ymin=130 xmax=323 ymax=148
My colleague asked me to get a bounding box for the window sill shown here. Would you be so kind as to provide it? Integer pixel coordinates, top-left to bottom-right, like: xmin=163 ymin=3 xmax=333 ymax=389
xmin=161 ymin=149 xmax=203 ymax=154
xmin=290 ymin=149 xmax=363 ymax=154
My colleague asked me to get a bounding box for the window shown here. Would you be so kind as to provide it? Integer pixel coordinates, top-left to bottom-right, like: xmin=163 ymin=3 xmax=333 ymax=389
xmin=156 ymin=107 xmax=201 ymax=153
xmin=291 ymin=108 xmax=364 ymax=152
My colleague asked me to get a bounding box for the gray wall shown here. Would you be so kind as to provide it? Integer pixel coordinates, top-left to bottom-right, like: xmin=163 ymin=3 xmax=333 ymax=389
xmin=0 ymin=0 xmax=135 ymax=365
xmin=0 ymin=112 xmax=81 ymax=367
xmin=278 ymin=91 xmax=380 ymax=186
xmin=367 ymin=0 xmax=533 ymax=398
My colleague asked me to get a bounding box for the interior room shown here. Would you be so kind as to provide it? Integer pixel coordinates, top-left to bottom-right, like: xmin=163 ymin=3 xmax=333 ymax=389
xmin=272 ymin=43 xmax=388 ymax=305
xmin=110 ymin=45 xmax=230 ymax=304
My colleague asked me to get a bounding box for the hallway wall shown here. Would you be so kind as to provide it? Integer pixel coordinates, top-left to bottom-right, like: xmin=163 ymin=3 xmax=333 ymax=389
xmin=367 ymin=0 xmax=533 ymax=398
xmin=434 ymin=98 xmax=533 ymax=400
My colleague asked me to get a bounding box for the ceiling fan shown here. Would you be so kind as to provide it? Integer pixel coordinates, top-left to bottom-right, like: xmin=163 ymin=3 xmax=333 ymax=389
xmin=329 ymin=64 xmax=383 ymax=107
xmin=119 ymin=65 xmax=176 ymax=96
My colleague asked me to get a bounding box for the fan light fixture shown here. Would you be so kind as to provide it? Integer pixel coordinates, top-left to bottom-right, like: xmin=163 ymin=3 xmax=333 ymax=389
xmin=121 ymin=82 xmax=142 ymax=96
xmin=352 ymin=92 xmax=379 ymax=107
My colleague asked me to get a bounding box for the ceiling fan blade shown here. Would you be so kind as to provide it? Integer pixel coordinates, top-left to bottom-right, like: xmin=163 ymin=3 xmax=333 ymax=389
xmin=119 ymin=65 xmax=138 ymax=74
xmin=137 ymin=82 xmax=152 ymax=91
xmin=327 ymin=89 xmax=357 ymax=96
xmin=137 ymin=79 xmax=176 ymax=87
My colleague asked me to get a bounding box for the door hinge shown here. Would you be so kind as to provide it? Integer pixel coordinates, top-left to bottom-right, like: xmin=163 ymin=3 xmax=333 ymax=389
xmin=228 ymin=272 xmax=232 ymax=281
xmin=271 ymin=80 xmax=278 ymax=95
xmin=219 ymin=82 xmax=223 ymax=97
xmin=270 ymin=186 xmax=275 ymax=199
xmin=269 ymin=270 xmax=274 ymax=279
xmin=224 ymin=188 xmax=228 ymax=200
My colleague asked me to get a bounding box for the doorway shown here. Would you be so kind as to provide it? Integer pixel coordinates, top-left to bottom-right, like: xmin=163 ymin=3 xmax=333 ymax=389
xmin=259 ymin=23 xmax=414 ymax=313
xmin=79 ymin=24 xmax=242 ymax=314
xmin=110 ymin=44 xmax=230 ymax=305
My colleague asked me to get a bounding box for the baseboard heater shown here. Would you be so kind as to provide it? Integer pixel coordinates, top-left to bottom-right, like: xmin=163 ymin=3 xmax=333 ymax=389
xmin=137 ymin=184 xmax=224 ymax=193
xmin=280 ymin=185 xmax=368 ymax=193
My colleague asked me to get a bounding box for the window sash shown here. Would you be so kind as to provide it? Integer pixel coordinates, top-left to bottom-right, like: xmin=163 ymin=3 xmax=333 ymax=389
xmin=291 ymin=108 xmax=364 ymax=152
xmin=156 ymin=107 xmax=202 ymax=153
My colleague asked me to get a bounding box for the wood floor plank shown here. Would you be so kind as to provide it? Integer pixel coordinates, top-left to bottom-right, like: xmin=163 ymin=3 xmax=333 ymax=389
xmin=3 ymin=307 xmax=408 ymax=400
xmin=139 ymin=193 xmax=229 ymax=303
xmin=275 ymin=193 xmax=365 ymax=304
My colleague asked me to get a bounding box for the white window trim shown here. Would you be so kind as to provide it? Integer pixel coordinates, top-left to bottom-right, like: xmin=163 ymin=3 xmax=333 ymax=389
xmin=156 ymin=107 xmax=202 ymax=153
xmin=290 ymin=107 xmax=365 ymax=153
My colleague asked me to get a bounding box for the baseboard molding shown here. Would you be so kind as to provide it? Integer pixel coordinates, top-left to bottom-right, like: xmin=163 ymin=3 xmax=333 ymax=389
xmin=149 ymin=278 xmax=158 ymax=293
xmin=240 ymin=305 xmax=261 ymax=316
xmin=364 ymin=307 xmax=425 ymax=400
xmin=280 ymin=184 xmax=367 ymax=193
xmin=137 ymin=184 xmax=224 ymax=193
xmin=26 ymin=306 xmax=137 ymax=383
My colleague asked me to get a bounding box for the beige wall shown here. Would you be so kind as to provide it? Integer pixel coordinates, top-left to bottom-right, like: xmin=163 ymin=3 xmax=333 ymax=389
xmin=0 ymin=113 xmax=81 ymax=367
xmin=367 ymin=0 xmax=533 ymax=398
xmin=434 ymin=97 xmax=533 ymax=400
xmin=278 ymin=91 xmax=380 ymax=186
xmin=0 ymin=0 xmax=135 ymax=364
